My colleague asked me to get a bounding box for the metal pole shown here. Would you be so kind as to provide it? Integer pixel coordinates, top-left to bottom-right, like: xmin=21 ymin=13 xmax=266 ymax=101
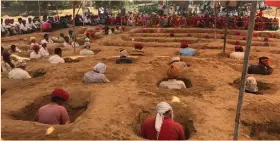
xmin=38 ymin=0 xmax=42 ymax=32
xmin=73 ymin=2 xmax=76 ymax=54
xmin=223 ymin=1 xmax=229 ymax=56
xmin=233 ymin=1 xmax=257 ymax=140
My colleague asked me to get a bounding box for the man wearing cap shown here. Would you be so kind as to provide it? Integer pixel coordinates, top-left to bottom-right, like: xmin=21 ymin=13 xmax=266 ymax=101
xmin=8 ymin=60 xmax=31 ymax=79
xmin=248 ymin=57 xmax=273 ymax=75
xmin=116 ymin=49 xmax=133 ymax=64
xmin=170 ymin=56 xmax=187 ymax=68
xmin=30 ymin=45 xmax=42 ymax=59
xmin=80 ymin=42 xmax=94 ymax=55
xmin=39 ymin=41 xmax=50 ymax=57
xmin=179 ymin=42 xmax=196 ymax=56
xmin=245 ymin=76 xmax=263 ymax=95
xmin=230 ymin=45 xmax=244 ymax=60
xmin=141 ymin=102 xmax=185 ymax=140
xmin=83 ymin=62 xmax=110 ymax=83
xmin=30 ymin=37 xmax=39 ymax=49
xmin=34 ymin=88 xmax=70 ymax=125
xmin=49 ymin=48 xmax=65 ymax=64
xmin=159 ymin=65 xmax=186 ymax=89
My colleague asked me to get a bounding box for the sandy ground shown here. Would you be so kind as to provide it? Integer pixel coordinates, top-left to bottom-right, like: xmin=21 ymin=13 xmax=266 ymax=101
xmin=1 ymin=25 xmax=280 ymax=140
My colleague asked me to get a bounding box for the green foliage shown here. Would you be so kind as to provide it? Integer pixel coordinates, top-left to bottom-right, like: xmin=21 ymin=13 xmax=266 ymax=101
xmin=138 ymin=6 xmax=158 ymax=14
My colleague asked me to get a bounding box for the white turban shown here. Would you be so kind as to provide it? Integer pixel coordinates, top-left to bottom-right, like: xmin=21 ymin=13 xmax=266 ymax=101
xmin=93 ymin=62 xmax=106 ymax=74
xmin=120 ymin=50 xmax=128 ymax=57
xmin=85 ymin=38 xmax=90 ymax=42
xmin=245 ymin=76 xmax=258 ymax=92
xmin=155 ymin=102 xmax=173 ymax=140
xmin=16 ymin=60 xmax=27 ymax=68
xmin=84 ymin=42 xmax=91 ymax=48
xmin=171 ymin=56 xmax=180 ymax=62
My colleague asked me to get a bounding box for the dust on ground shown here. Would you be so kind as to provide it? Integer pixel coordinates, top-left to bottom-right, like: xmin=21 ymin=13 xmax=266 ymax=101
xmin=1 ymin=26 xmax=280 ymax=140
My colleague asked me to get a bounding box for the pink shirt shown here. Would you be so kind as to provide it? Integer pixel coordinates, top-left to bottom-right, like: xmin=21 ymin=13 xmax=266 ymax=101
xmin=35 ymin=103 xmax=69 ymax=125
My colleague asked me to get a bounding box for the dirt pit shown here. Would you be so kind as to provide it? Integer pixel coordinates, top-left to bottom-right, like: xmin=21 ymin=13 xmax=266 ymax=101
xmin=231 ymin=78 xmax=278 ymax=94
xmin=11 ymin=94 xmax=89 ymax=123
xmin=249 ymin=122 xmax=280 ymax=140
xmin=132 ymin=103 xmax=196 ymax=140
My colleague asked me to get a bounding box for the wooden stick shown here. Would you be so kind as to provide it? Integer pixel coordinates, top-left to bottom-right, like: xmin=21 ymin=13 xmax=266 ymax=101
xmin=233 ymin=1 xmax=257 ymax=140
xmin=214 ymin=1 xmax=217 ymax=40
xmin=38 ymin=0 xmax=42 ymax=32
xmin=73 ymin=2 xmax=76 ymax=54
xmin=223 ymin=1 xmax=229 ymax=56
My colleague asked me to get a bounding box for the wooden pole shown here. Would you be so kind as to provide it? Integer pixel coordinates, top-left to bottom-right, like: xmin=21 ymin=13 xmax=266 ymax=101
xmin=233 ymin=1 xmax=257 ymax=140
xmin=214 ymin=1 xmax=217 ymax=40
xmin=38 ymin=0 xmax=42 ymax=32
xmin=223 ymin=1 xmax=229 ymax=56
xmin=73 ymin=2 xmax=76 ymax=54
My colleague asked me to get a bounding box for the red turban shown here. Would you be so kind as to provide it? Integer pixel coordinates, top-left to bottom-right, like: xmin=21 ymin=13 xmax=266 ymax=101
xmin=134 ymin=43 xmax=143 ymax=50
xmin=264 ymin=37 xmax=269 ymax=42
xmin=235 ymin=41 xmax=240 ymax=45
xmin=235 ymin=45 xmax=243 ymax=52
xmin=181 ymin=41 xmax=188 ymax=48
xmin=32 ymin=45 xmax=40 ymax=50
xmin=50 ymin=88 xmax=70 ymax=101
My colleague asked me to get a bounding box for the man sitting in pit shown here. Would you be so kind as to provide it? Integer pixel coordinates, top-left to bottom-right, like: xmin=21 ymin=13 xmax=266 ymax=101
xmin=80 ymin=42 xmax=94 ymax=55
xmin=159 ymin=65 xmax=186 ymax=90
xmin=1 ymin=47 xmax=15 ymax=72
xmin=34 ymin=88 xmax=70 ymax=125
xmin=170 ymin=56 xmax=187 ymax=68
xmin=63 ymin=36 xmax=80 ymax=49
xmin=39 ymin=41 xmax=50 ymax=57
xmin=141 ymin=102 xmax=185 ymax=140
xmin=116 ymin=49 xmax=133 ymax=64
xmin=179 ymin=42 xmax=196 ymax=56
xmin=30 ymin=37 xmax=40 ymax=49
xmin=83 ymin=62 xmax=110 ymax=83
xmin=41 ymin=34 xmax=54 ymax=44
xmin=8 ymin=60 xmax=31 ymax=79
xmin=49 ymin=48 xmax=65 ymax=64
xmin=30 ymin=45 xmax=42 ymax=59
xmin=248 ymin=57 xmax=273 ymax=75
xmin=230 ymin=45 xmax=244 ymax=60
xmin=245 ymin=76 xmax=263 ymax=95
xmin=58 ymin=33 xmax=65 ymax=42
xmin=68 ymin=30 xmax=75 ymax=41
xmin=9 ymin=45 xmax=22 ymax=54
xmin=131 ymin=43 xmax=144 ymax=56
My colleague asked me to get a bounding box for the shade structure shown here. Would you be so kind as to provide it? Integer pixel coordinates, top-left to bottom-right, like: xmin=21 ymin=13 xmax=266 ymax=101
xmin=265 ymin=0 xmax=280 ymax=8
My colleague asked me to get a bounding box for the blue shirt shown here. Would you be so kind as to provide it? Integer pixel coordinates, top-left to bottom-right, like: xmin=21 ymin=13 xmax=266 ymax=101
xmin=179 ymin=48 xmax=196 ymax=56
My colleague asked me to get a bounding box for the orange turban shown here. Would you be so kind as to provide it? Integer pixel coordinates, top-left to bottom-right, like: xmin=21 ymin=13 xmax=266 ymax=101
xmin=167 ymin=64 xmax=180 ymax=79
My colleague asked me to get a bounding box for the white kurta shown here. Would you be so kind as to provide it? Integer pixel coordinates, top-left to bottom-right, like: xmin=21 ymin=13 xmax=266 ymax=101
xmin=8 ymin=68 xmax=31 ymax=79
xmin=30 ymin=51 xmax=42 ymax=59
xmin=48 ymin=54 xmax=65 ymax=64
xmin=39 ymin=47 xmax=50 ymax=56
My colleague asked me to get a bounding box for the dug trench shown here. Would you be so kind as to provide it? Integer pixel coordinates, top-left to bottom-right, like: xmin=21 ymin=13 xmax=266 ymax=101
xmin=10 ymin=90 xmax=91 ymax=123
xmin=132 ymin=103 xmax=196 ymax=140
xmin=231 ymin=78 xmax=279 ymax=95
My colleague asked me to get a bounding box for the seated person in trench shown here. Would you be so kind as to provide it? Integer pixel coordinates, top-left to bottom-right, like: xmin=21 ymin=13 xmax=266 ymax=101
xmin=170 ymin=56 xmax=187 ymax=69
xmin=83 ymin=62 xmax=110 ymax=83
xmin=41 ymin=33 xmax=54 ymax=44
xmin=80 ymin=42 xmax=94 ymax=55
xmin=248 ymin=57 xmax=273 ymax=75
xmin=141 ymin=102 xmax=185 ymax=140
xmin=131 ymin=43 xmax=145 ymax=56
xmin=116 ymin=49 xmax=133 ymax=64
xmin=179 ymin=42 xmax=196 ymax=56
xmin=230 ymin=45 xmax=244 ymax=60
xmin=34 ymin=88 xmax=70 ymax=125
xmin=48 ymin=48 xmax=65 ymax=64
xmin=1 ymin=47 xmax=15 ymax=72
xmin=8 ymin=60 xmax=31 ymax=80
xmin=159 ymin=65 xmax=186 ymax=90
xmin=245 ymin=76 xmax=263 ymax=95
xmin=30 ymin=45 xmax=42 ymax=59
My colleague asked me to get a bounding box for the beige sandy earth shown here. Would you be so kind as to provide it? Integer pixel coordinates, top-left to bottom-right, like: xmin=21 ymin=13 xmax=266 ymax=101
xmin=1 ymin=25 xmax=280 ymax=140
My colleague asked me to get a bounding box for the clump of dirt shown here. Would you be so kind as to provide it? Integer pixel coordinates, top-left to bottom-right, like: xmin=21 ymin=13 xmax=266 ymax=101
xmin=64 ymin=58 xmax=81 ymax=63
xmin=132 ymin=103 xmax=196 ymax=140
xmin=231 ymin=78 xmax=278 ymax=94
xmin=31 ymin=68 xmax=47 ymax=78
xmin=11 ymin=91 xmax=90 ymax=123
xmin=249 ymin=122 xmax=280 ymax=140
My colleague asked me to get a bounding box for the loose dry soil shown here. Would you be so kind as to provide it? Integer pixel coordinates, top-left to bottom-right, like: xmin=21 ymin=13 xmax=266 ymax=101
xmin=1 ymin=26 xmax=280 ymax=140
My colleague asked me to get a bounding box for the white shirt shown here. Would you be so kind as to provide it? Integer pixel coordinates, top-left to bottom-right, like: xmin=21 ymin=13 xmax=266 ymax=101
xmin=159 ymin=79 xmax=186 ymax=90
xmin=80 ymin=49 xmax=94 ymax=55
xmin=39 ymin=47 xmax=50 ymax=56
xmin=8 ymin=68 xmax=31 ymax=80
xmin=230 ymin=52 xmax=244 ymax=60
xmin=41 ymin=39 xmax=53 ymax=44
xmin=1 ymin=61 xmax=12 ymax=72
xmin=63 ymin=42 xmax=79 ymax=49
xmin=20 ymin=24 xmax=28 ymax=31
xmin=30 ymin=51 xmax=42 ymax=59
xmin=26 ymin=21 xmax=36 ymax=29
xmin=48 ymin=54 xmax=65 ymax=64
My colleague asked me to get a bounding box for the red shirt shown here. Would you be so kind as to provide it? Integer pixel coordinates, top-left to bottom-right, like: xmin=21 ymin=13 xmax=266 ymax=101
xmin=141 ymin=117 xmax=185 ymax=140
xmin=42 ymin=22 xmax=51 ymax=31
xmin=34 ymin=103 xmax=69 ymax=125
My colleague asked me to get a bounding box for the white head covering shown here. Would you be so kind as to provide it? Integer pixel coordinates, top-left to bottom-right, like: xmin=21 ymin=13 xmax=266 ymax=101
xmin=85 ymin=38 xmax=90 ymax=42
xmin=171 ymin=56 xmax=180 ymax=62
xmin=245 ymin=76 xmax=258 ymax=92
xmin=16 ymin=60 xmax=27 ymax=68
xmin=120 ymin=50 xmax=128 ymax=57
xmin=84 ymin=42 xmax=91 ymax=48
xmin=93 ymin=62 xmax=106 ymax=74
xmin=155 ymin=102 xmax=173 ymax=140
